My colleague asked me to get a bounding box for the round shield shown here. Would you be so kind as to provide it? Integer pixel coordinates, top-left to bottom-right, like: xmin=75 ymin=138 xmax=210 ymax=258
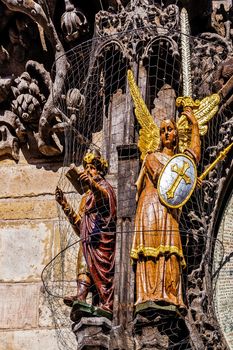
xmin=158 ymin=153 xmax=197 ymax=209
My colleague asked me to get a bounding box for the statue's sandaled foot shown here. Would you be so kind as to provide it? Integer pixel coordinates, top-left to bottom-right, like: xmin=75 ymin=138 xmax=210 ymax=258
xmin=64 ymin=275 xmax=91 ymax=307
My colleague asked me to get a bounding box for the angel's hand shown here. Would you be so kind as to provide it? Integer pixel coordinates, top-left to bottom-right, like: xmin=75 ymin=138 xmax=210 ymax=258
xmin=55 ymin=186 xmax=66 ymax=205
xmin=182 ymin=107 xmax=198 ymax=125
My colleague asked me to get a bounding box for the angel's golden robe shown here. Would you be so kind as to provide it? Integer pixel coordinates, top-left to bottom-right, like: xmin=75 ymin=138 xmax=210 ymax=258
xmin=127 ymin=69 xmax=207 ymax=308
xmin=131 ymin=151 xmax=186 ymax=307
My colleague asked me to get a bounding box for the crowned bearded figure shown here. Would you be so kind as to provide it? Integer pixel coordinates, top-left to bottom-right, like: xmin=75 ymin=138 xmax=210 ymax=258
xmin=56 ymin=150 xmax=116 ymax=315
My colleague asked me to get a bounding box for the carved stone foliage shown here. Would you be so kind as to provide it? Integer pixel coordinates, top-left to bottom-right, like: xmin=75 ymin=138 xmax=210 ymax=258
xmin=212 ymin=4 xmax=233 ymax=42
xmin=61 ymin=0 xmax=89 ymax=42
xmin=191 ymin=33 xmax=232 ymax=98
xmin=0 ymin=110 xmax=19 ymax=160
xmin=0 ymin=0 xmax=90 ymax=159
xmin=0 ymin=57 xmax=81 ymax=159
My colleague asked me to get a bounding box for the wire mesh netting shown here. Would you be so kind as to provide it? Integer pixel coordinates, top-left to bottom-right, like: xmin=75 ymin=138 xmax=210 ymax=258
xmin=41 ymin=27 xmax=233 ymax=350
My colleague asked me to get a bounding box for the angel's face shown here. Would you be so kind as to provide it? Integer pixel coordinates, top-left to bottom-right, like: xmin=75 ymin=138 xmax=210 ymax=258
xmin=160 ymin=119 xmax=177 ymax=149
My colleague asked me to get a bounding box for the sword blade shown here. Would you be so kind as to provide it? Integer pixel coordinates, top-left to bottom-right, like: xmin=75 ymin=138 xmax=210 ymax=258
xmin=180 ymin=8 xmax=192 ymax=97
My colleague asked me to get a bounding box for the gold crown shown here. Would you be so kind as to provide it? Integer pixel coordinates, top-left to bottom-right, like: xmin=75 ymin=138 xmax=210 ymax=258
xmin=83 ymin=152 xmax=108 ymax=176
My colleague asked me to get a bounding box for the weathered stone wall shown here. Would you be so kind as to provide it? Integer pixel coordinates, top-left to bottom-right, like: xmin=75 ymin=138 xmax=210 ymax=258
xmin=0 ymin=154 xmax=62 ymax=350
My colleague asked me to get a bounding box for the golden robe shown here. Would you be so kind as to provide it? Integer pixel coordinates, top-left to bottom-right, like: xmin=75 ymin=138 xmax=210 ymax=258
xmin=131 ymin=152 xmax=186 ymax=307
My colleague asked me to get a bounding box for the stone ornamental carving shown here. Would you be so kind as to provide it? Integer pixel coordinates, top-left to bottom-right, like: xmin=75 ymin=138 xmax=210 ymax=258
xmin=95 ymin=2 xmax=180 ymax=58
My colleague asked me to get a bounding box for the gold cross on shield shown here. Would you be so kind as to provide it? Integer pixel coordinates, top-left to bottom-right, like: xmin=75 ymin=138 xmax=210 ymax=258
xmin=166 ymin=161 xmax=191 ymax=199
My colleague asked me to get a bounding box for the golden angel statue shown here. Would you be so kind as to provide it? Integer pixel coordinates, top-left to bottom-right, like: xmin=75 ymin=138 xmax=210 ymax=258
xmin=127 ymin=69 xmax=221 ymax=314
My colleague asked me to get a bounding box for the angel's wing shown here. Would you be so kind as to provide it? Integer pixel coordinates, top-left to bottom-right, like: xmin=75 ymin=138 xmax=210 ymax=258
xmin=127 ymin=70 xmax=160 ymax=160
xmin=177 ymin=93 xmax=221 ymax=152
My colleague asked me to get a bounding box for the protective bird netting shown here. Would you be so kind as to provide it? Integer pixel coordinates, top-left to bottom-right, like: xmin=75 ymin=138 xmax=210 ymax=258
xmin=41 ymin=27 xmax=233 ymax=350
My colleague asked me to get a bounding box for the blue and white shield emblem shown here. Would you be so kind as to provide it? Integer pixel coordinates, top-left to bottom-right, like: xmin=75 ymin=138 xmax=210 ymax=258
xmin=158 ymin=153 xmax=197 ymax=209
